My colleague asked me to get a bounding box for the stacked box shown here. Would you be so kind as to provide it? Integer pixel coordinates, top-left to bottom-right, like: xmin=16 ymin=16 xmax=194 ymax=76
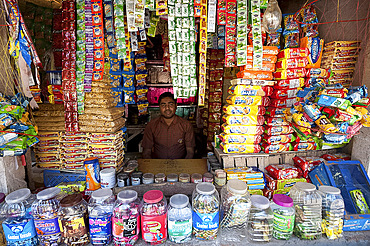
xmin=225 ymin=167 xmax=265 ymax=191
xmin=33 ymin=104 xmax=66 ymax=132
xmin=321 ymin=41 xmax=361 ymax=87
xmin=60 ymin=132 xmax=88 ymax=170
xmin=34 ymin=132 xmax=61 ymax=170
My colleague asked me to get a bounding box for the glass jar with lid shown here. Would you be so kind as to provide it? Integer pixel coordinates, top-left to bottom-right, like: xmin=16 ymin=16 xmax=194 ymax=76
xmin=112 ymin=190 xmax=141 ymax=245
xmin=318 ymin=185 xmax=344 ymax=239
xmin=167 ymin=194 xmax=192 ymax=243
xmin=58 ymin=193 xmax=89 ymax=245
xmin=270 ymin=194 xmax=295 ymax=240
xmin=247 ymin=195 xmax=273 ymax=242
xmin=192 ymin=182 xmax=219 ymax=240
xmin=88 ymin=188 xmax=115 ymax=245
xmin=2 ymin=188 xmax=38 ymax=246
xmin=289 ymin=182 xmax=322 ymax=240
xmin=141 ymin=190 xmax=167 ymax=244
xmin=220 ymin=179 xmax=251 ymax=242
xmin=31 ymin=187 xmax=62 ymax=245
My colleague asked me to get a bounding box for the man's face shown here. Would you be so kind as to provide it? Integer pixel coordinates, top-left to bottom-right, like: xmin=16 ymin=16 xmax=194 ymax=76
xmin=159 ymin=97 xmax=177 ymax=119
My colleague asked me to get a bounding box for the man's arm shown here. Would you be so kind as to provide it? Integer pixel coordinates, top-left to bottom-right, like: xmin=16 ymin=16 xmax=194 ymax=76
xmin=185 ymin=147 xmax=194 ymax=159
xmin=142 ymin=148 xmax=152 ymax=159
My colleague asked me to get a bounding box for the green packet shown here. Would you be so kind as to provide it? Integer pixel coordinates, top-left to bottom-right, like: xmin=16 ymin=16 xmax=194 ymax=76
xmin=0 ymin=105 xmax=24 ymax=120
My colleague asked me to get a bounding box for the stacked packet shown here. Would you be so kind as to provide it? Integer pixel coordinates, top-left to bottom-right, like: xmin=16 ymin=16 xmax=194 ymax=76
xmin=263 ymin=48 xmax=310 ymax=153
xmin=60 ymin=132 xmax=89 ymax=170
xmin=35 ymin=132 xmax=61 ymax=170
xmin=321 ymin=41 xmax=361 ymax=88
xmin=225 ymin=167 xmax=265 ymax=192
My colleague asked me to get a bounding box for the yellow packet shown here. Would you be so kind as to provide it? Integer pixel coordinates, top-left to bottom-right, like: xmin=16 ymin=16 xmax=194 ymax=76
xmin=222 ymin=114 xmax=265 ymax=125
xmin=315 ymin=115 xmax=338 ymax=133
xmin=292 ymin=113 xmax=311 ymax=134
xmin=219 ymin=133 xmax=261 ymax=144
xmin=223 ymin=105 xmax=265 ymax=115
xmin=226 ymin=95 xmax=269 ymax=106
xmin=220 ymin=142 xmax=261 ymax=153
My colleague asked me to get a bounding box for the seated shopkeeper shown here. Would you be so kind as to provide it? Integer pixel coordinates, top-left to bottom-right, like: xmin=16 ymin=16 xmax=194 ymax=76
xmin=142 ymin=92 xmax=195 ymax=159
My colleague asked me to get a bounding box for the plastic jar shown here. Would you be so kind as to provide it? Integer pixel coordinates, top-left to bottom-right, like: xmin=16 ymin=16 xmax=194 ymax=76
xmin=270 ymin=194 xmax=295 ymax=240
xmin=191 ymin=173 xmax=202 ymax=183
xmin=318 ymin=185 xmax=344 ymax=239
xmin=203 ymin=172 xmax=214 ymax=183
xmin=100 ymin=168 xmax=116 ymax=188
xmin=58 ymin=193 xmax=89 ymax=245
xmin=167 ymin=173 xmax=178 ymax=182
xmin=179 ymin=173 xmax=190 ymax=183
xmin=155 ymin=173 xmax=166 ymax=183
xmin=220 ymin=179 xmax=251 ymax=242
xmin=131 ymin=171 xmax=143 ymax=186
xmin=289 ymin=182 xmax=322 ymax=240
xmin=0 ymin=193 xmax=6 ymax=245
xmin=112 ymin=190 xmax=140 ymax=245
xmin=192 ymin=182 xmax=219 ymax=240
xmin=2 ymin=188 xmax=38 ymax=246
xmin=31 ymin=187 xmax=62 ymax=245
xmin=167 ymin=194 xmax=192 ymax=243
xmin=117 ymin=173 xmax=130 ymax=187
xmin=247 ymin=195 xmax=273 ymax=242
xmin=214 ymin=169 xmax=226 ymax=186
xmin=143 ymin=173 xmax=154 ymax=184
xmin=141 ymin=190 xmax=167 ymax=244
xmin=88 ymin=188 xmax=115 ymax=245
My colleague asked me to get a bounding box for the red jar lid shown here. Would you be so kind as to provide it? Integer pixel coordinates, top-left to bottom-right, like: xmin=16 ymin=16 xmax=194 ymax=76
xmin=143 ymin=190 xmax=163 ymax=204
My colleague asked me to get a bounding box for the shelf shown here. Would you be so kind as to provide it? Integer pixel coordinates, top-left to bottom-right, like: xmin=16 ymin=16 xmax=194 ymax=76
xmin=147 ymin=83 xmax=173 ymax=87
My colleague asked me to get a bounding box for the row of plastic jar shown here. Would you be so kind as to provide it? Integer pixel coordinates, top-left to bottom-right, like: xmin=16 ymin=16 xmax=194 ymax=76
xmin=0 ymin=180 xmax=345 ymax=245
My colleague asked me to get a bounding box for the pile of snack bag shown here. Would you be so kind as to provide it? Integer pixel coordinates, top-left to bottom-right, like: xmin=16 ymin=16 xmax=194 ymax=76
xmin=0 ymin=94 xmax=38 ymax=157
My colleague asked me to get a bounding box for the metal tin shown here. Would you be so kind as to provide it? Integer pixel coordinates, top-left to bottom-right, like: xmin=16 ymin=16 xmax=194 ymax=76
xmin=117 ymin=173 xmax=130 ymax=187
xmin=142 ymin=173 xmax=155 ymax=184
xmin=191 ymin=173 xmax=202 ymax=183
xmin=203 ymin=172 xmax=214 ymax=183
xmin=167 ymin=173 xmax=178 ymax=182
xmin=155 ymin=173 xmax=166 ymax=183
xmin=131 ymin=171 xmax=143 ymax=186
xmin=179 ymin=173 xmax=190 ymax=183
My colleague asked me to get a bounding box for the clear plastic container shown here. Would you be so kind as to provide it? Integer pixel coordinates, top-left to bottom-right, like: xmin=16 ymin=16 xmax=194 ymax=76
xmin=31 ymin=187 xmax=62 ymax=245
xmin=318 ymin=185 xmax=344 ymax=239
xmin=2 ymin=188 xmax=38 ymax=245
xmin=141 ymin=190 xmax=167 ymax=244
xmin=58 ymin=193 xmax=89 ymax=245
xmin=289 ymin=182 xmax=322 ymax=240
xmin=192 ymin=182 xmax=219 ymax=240
xmin=112 ymin=190 xmax=140 ymax=245
xmin=0 ymin=193 xmax=7 ymax=245
xmin=270 ymin=194 xmax=295 ymax=240
xmin=168 ymin=194 xmax=192 ymax=243
xmin=220 ymin=179 xmax=251 ymax=242
xmin=247 ymin=195 xmax=273 ymax=242
xmin=88 ymin=188 xmax=115 ymax=245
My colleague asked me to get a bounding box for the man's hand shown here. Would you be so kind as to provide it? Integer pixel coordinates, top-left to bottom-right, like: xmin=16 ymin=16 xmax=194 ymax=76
xmin=142 ymin=148 xmax=152 ymax=159
xmin=185 ymin=147 xmax=194 ymax=159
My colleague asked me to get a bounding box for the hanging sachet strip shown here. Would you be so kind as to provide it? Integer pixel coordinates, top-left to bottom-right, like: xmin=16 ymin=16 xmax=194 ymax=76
xmin=236 ymin=0 xmax=248 ymax=66
xmin=198 ymin=0 xmax=207 ymax=105
xmin=84 ymin=0 xmax=94 ymax=91
xmin=224 ymin=0 xmax=236 ymax=67
xmin=251 ymin=0 xmax=263 ymax=69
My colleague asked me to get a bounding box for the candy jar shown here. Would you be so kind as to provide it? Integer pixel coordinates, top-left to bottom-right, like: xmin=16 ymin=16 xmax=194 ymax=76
xmin=167 ymin=194 xmax=192 ymax=243
xmin=0 ymin=193 xmax=6 ymax=245
xmin=141 ymin=190 xmax=167 ymax=244
xmin=88 ymin=188 xmax=115 ymax=245
xmin=270 ymin=194 xmax=295 ymax=240
xmin=220 ymin=179 xmax=251 ymax=242
xmin=247 ymin=195 xmax=273 ymax=242
xmin=290 ymin=182 xmax=322 ymax=240
xmin=58 ymin=193 xmax=89 ymax=245
xmin=113 ymin=190 xmax=140 ymax=245
xmin=318 ymin=185 xmax=344 ymax=239
xmin=31 ymin=187 xmax=62 ymax=245
xmin=2 ymin=188 xmax=38 ymax=245
xmin=192 ymin=182 xmax=219 ymax=240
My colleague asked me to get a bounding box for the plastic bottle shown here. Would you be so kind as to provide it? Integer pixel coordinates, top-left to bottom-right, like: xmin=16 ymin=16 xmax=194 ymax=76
xmin=318 ymin=185 xmax=345 ymax=239
xmin=141 ymin=190 xmax=167 ymax=244
xmin=247 ymin=195 xmax=273 ymax=242
xmin=270 ymin=194 xmax=295 ymax=240
xmin=220 ymin=179 xmax=251 ymax=242
xmin=113 ymin=190 xmax=140 ymax=245
xmin=31 ymin=187 xmax=62 ymax=245
xmin=88 ymin=188 xmax=115 ymax=245
xmin=167 ymin=194 xmax=192 ymax=243
xmin=2 ymin=188 xmax=38 ymax=245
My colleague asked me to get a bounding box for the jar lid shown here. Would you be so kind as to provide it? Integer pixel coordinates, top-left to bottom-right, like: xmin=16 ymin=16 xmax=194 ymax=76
xmin=0 ymin=193 xmax=5 ymax=203
xmin=117 ymin=173 xmax=128 ymax=179
xmin=196 ymin=182 xmax=215 ymax=195
xmin=132 ymin=171 xmax=143 ymax=178
xmin=191 ymin=173 xmax=202 ymax=179
xmin=117 ymin=190 xmax=138 ymax=203
xmin=203 ymin=172 xmax=213 ymax=178
xmin=170 ymin=194 xmax=189 ymax=209
xmin=167 ymin=173 xmax=178 ymax=179
xmin=295 ymin=182 xmax=316 ymax=192
xmin=251 ymin=195 xmax=270 ymax=210
xmin=143 ymin=173 xmax=154 ymax=179
xmin=37 ymin=187 xmax=61 ymax=201
xmin=155 ymin=173 xmax=165 ymax=178
xmin=319 ymin=185 xmax=341 ymax=195
xmin=100 ymin=168 xmax=116 ymax=176
xmin=91 ymin=188 xmax=113 ymax=200
xmin=227 ymin=179 xmax=247 ymax=195
xmin=143 ymin=190 xmax=163 ymax=203
xmin=5 ymin=188 xmax=31 ymax=204
xmin=179 ymin=173 xmax=190 ymax=178
xmin=60 ymin=193 xmax=83 ymax=207
xmin=273 ymin=194 xmax=293 ymax=207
